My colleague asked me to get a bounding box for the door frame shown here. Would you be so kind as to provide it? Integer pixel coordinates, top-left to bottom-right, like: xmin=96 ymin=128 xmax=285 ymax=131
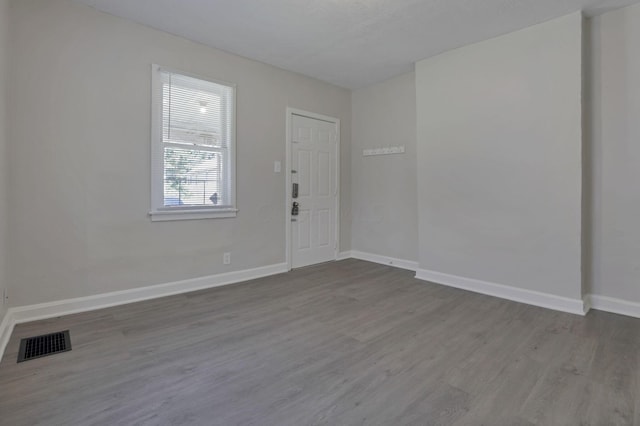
xmin=285 ymin=107 xmax=341 ymax=271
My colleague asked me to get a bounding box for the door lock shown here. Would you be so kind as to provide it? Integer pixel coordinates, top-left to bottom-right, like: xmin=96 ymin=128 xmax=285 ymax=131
xmin=291 ymin=202 xmax=299 ymax=216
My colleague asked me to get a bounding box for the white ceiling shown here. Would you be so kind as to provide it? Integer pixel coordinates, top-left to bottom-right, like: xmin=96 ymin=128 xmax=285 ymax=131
xmin=76 ymin=0 xmax=639 ymax=89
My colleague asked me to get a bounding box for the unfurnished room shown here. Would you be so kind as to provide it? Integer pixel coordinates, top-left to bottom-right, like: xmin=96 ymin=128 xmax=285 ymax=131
xmin=0 ymin=0 xmax=639 ymax=425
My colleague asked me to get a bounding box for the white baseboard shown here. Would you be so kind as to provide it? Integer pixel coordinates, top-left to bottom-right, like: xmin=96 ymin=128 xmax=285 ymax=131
xmin=350 ymin=250 xmax=418 ymax=272
xmin=0 ymin=263 xmax=288 ymax=361
xmin=337 ymin=251 xmax=352 ymax=261
xmin=2 ymin=256 xmax=637 ymax=361
xmin=588 ymin=295 xmax=640 ymax=319
xmin=0 ymin=309 xmax=15 ymax=363
xmin=415 ymin=268 xmax=588 ymax=316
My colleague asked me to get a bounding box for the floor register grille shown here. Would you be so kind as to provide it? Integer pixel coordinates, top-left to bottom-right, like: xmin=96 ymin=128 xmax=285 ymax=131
xmin=17 ymin=330 xmax=72 ymax=363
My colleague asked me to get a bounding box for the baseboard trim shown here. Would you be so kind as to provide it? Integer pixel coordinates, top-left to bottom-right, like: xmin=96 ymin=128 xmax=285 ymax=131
xmin=350 ymin=250 xmax=418 ymax=272
xmin=337 ymin=251 xmax=352 ymax=261
xmin=10 ymin=263 xmax=288 ymax=324
xmin=588 ymin=295 xmax=640 ymax=319
xmin=0 ymin=263 xmax=288 ymax=361
xmin=3 ymin=257 xmax=637 ymax=360
xmin=415 ymin=268 xmax=588 ymax=316
xmin=0 ymin=310 xmax=15 ymax=364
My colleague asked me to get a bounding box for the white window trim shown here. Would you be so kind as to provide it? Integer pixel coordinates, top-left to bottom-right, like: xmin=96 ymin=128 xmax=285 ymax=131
xmin=149 ymin=64 xmax=238 ymax=222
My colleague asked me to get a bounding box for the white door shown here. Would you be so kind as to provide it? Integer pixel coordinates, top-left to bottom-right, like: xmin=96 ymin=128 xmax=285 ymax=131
xmin=290 ymin=113 xmax=338 ymax=268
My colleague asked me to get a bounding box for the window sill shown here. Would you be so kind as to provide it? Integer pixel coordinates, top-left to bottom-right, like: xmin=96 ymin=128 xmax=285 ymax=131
xmin=149 ymin=208 xmax=238 ymax=222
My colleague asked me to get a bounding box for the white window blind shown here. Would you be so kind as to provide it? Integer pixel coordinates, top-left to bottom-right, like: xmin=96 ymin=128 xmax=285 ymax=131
xmin=151 ymin=65 xmax=237 ymax=221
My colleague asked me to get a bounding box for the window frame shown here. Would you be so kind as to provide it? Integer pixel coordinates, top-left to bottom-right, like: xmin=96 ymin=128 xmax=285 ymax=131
xmin=150 ymin=64 xmax=238 ymax=222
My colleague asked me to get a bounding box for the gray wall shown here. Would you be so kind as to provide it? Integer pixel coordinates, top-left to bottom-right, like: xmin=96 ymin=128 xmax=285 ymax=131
xmin=8 ymin=0 xmax=351 ymax=306
xmin=4 ymin=0 xmax=640 ymax=311
xmin=0 ymin=0 xmax=8 ymax=320
xmin=415 ymin=13 xmax=584 ymax=300
xmin=351 ymin=72 xmax=417 ymax=261
xmin=589 ymin=3 xmax=640 ymax=304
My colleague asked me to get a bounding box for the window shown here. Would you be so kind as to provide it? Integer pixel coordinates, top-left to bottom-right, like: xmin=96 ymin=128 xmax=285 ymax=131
xmin=150 ymin=65 xmax=237 ymax=221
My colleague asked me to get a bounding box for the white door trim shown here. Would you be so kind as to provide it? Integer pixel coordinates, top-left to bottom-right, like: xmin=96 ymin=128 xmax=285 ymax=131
xmin=285 ymin=107 xmax=340 ymax=271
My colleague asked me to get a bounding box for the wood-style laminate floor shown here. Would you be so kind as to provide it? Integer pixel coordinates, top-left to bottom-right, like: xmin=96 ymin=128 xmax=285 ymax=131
xmin=0 ymin=259 xmax=638 ymax=426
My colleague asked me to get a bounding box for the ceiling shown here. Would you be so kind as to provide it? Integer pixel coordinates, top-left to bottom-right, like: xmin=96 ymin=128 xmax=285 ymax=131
xmin=76 ymin=0 xmax=640 ymax=89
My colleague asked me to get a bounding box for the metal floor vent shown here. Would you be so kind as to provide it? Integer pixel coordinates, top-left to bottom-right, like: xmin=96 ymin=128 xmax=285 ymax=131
xmin=17 ymin=330 xmax=71 ymax=363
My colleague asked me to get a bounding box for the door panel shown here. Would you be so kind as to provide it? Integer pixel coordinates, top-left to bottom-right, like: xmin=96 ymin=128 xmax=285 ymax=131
xmin=317 ymin=209 xmax=331 ymax=247
xmin=318 ymin=129 xmax=333 ymax=144
xmin=297 ymin=209 xmax=311 ymax=250
xmin=317 ymin=151 xmax=331 ymax=197
xmin=298 ymin=150 xmax=311 ymax=197
xmin=291 ymin=114 xmax=338 ymax=268
xmin=296 ymin=126 xmax=312 ymax=144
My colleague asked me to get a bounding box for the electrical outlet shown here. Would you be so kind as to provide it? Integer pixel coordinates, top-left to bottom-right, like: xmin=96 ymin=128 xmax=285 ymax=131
xmin=223 ymin=252 xmax=231 ymax=265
